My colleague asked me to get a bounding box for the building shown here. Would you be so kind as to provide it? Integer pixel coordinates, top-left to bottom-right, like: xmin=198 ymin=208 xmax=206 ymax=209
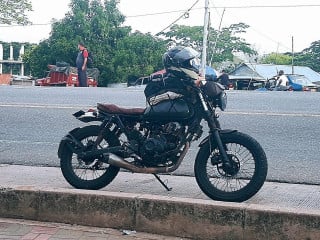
xmin=0 ymin=44 xmax=28 ymax=85
xmin=229 ymin=63 xmax=320 ymax=90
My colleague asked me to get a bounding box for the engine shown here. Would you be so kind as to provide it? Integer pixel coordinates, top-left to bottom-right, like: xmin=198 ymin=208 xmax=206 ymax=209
xmin=140 ymin=122 xmax=184 ymax=166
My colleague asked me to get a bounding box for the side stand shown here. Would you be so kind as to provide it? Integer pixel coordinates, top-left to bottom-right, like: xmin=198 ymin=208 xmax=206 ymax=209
xmin=153 ymin=174 xmax=172 ymax=191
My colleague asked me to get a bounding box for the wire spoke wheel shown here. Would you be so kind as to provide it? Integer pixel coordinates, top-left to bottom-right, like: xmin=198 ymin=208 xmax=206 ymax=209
xmin=195 ymin=131 xmax=268 ymax=202
xmin=71 ymin=136 xmax=109 ymax=181
xmin=60 ymin=125 xmax=120 ymax=190
xmin=207 ymin=143 xmax=255 ymax=192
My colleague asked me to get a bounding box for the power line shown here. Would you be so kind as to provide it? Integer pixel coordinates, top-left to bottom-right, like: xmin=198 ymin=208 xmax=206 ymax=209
xmin=155 ymin=0 xmax=201 ymax=35
xmin=1 ymin=3 xmax=319 ymax=27
xmin=126 ymin=4 xmax=320 ymax=18
xmin=211 ymin=4 xmax=320 ymax=9
xmin=246 ymin=26 xmax=292 ymax=52
xmin=224 ymin=4 xmax=320 ymax=9
xmin=0 ymin=23 xmax=51 ymax=28
xmin=126 ymin=9 xmax=188 ymax=18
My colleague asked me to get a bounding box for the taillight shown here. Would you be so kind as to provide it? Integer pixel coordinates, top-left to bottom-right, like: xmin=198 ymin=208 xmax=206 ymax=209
xmin=303 ymin=86 xmax=310 ymax=91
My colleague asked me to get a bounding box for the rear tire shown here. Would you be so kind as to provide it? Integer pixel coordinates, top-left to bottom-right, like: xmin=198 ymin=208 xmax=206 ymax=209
xmin=60 ymin=125 xmax=120 ymax=190
xmin=194 ymin=131 xmax=268 ymax=202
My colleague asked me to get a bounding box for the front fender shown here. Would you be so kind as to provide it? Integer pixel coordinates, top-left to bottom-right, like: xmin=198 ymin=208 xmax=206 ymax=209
xmin=198 ymin=129 xmax=237 ymax=147
xmin=57 ymin=128 xmax=82 ymax=159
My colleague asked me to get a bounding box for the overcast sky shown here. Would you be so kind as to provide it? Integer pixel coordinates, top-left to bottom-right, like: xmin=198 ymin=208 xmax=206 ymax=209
xmin=0 ymin=0 xmax=319 ymax=54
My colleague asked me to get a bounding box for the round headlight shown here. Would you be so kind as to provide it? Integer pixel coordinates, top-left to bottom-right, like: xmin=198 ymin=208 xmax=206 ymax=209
xmin=219 ymin=92 xmax=227 ymax=111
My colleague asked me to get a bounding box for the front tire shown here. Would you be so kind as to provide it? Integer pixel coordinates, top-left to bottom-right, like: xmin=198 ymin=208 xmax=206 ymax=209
xmin=194 ymin=131 xmax=268 ymax=202
xmin=60 ymin=125 xmax=120 ymax=190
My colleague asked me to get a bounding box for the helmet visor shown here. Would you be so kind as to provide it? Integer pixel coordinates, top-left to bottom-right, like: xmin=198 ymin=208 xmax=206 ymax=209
xmin=190 ymin=57 xmax=201 ymax=70
xmin=172 ymin=47 xmax=200 ymax=62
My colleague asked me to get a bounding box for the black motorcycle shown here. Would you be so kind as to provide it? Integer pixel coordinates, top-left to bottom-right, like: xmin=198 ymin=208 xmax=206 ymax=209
xmin=58 ymin=78 xmax=268 ymax=202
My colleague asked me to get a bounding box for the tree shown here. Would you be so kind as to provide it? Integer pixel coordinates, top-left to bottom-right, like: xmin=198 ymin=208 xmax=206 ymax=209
xmin=210 ymin=23 xmax=257 ymax=63
xmin=23 ymin=40 xmax=52 ymax=78
xmin=112 ymin=32 xmax=167 ymax=83
xmin=48 ymin=0 xmax=128 ymax=69
xmin=159 ymin=23 xmax=256 ymax=65
xmin=25 ymin=0 xmax=128 ymax=84
xmin=0 ymin=0 xmax=32 ymax=25
xmin=160 ymin=25 xmax=204 ymax=50
xmin=260 ymin=52 xmax=292 ymax=65
xmin=23 ymin=1 xmax=260 ymax=85
xmin=294 ymin=40 xmax=320 ymax=72
xmin=24 ymin=0 xmax=168 ymax=86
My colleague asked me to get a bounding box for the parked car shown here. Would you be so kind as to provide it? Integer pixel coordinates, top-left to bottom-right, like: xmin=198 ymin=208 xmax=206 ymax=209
xmin=10 ymin=75 xmax=35 ymax=86
xmin=287 ymin=74 xmax=320 ymax=91
xmin=127 ymin=75 xmax=150 ymax=87
xmin=127 ymin=69 xmax=166 ymax=87
xmin=266 ymin=74 xmax=320 ymax=92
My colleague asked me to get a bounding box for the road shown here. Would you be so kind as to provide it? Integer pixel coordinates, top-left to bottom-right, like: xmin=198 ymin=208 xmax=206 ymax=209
xmin=0 ymin=85 xmax=319 ymax=185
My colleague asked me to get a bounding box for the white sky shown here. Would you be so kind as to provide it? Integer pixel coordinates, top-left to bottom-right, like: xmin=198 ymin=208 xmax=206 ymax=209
xmin=0 ymin=0 xmax=319 ymax=54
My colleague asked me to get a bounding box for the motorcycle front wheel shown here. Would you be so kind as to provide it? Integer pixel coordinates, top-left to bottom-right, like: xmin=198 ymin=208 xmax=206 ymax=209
xmin=59 ymin=125 xmax=120 ymax=190
xmin=194 ymin=131 xmax=268 ymax=202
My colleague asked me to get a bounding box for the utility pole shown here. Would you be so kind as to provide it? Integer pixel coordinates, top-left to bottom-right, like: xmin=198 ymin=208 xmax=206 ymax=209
xmin=0 ymin=44 xmax=3 ymax=74
xmin=291 ymin=36 xmax=294 ymax=74
xmin=209 ymin=8 xmax=225 ymax=66
xmin=201 ymin=0 xmax=210 ymax=76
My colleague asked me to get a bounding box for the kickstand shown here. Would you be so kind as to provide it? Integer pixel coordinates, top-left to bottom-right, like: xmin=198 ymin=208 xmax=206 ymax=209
xmin=153 ymin=174 xmax=172 ymax=191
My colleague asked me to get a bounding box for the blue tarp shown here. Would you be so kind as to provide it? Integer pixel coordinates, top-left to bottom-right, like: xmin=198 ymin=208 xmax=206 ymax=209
xmin=205 ymin=66 xmax=217 ymax=81
xmin=229 ymin=63 xmax=320 ymax=83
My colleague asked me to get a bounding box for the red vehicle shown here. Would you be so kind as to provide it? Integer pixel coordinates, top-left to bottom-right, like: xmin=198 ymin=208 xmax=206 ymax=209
xmin=36 ymin=64 xmax=98 ymax=87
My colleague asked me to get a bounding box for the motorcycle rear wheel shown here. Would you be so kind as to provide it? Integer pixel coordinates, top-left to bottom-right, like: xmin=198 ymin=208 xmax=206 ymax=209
xmin=60 ymin=125 xmax=120 ymax=190
xmin=194 ymin=131 xmax=268 ymax=202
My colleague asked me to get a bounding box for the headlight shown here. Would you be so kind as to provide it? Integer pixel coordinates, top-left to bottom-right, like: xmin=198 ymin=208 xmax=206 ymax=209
xmin=219 ymin=92 xmax=227 ymax=111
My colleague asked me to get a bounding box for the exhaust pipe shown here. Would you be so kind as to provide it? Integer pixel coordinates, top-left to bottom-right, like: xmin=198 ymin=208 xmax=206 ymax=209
xmin=107 ymin=142 xmax=189 ymax=174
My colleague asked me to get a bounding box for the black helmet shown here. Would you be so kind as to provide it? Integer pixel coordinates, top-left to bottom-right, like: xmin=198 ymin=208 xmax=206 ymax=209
xmin=162 ymin=46 xmax=201 ymax=80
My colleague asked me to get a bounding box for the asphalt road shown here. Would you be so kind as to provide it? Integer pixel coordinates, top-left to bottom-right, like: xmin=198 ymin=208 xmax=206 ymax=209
xmin=0 ymin=85 xmax=319 ymax=185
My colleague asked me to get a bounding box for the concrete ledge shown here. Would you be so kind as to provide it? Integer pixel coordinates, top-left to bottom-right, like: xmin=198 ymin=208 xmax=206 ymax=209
xmin=0 ymin=186 xmax=319 ymax=239
xmin=0 ymin=74 xmax=11 ymax=85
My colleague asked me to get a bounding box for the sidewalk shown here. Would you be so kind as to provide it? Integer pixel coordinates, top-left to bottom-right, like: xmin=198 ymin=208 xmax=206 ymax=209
xmin=0 ymin=164 xmax=320 ymax=239
xmin=0 ymin=164 xmax=319 ymax=210
xmin=0 ymin=218 xmax=188 ymax=240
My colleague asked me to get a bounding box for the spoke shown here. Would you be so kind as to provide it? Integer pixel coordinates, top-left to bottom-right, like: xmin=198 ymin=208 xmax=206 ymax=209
xmin=91 ymin=170 xmax=98 ymax=179
xmin=206 ymin=142 xmax=257 ymax=192
xmin=76 ymin=167 xmax=88 ymax=180
xmin=69 ymin=135 xmax=109 ymax=181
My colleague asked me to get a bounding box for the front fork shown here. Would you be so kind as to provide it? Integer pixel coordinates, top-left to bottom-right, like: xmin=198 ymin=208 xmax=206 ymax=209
xmin=198 ymin=92 xmax=232 ymax=168
xmin=210 ymin=129 xmax=231 ymax=165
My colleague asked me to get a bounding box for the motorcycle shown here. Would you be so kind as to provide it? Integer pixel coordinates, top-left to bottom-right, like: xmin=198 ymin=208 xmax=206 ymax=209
xmin=58 ymin=79 xmax=268 ymax=202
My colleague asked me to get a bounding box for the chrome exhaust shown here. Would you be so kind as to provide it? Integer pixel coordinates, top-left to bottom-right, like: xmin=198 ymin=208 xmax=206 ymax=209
xmin=107 ymin=142 xmax=189 ymax=174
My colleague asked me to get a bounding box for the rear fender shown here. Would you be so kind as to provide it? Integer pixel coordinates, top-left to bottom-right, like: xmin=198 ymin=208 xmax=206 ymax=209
xmin=198 ymin=129 xmax=237 ymax=147
xmin=58 ymin=128 xmax=83 ymax=158
xmin=73 ymin=110 xmax=103 ymax=123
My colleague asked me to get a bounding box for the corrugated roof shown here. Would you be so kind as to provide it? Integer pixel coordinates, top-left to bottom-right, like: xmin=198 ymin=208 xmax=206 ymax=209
xmin=229 ymin=63 xmax=320 ymax=82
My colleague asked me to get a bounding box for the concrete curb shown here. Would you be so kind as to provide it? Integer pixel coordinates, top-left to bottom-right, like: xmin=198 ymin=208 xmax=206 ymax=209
xmin=0 ymin=186 xmax=319 ymax=240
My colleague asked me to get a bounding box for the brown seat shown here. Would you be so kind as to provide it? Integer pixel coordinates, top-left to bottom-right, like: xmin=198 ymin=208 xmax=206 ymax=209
xmin=97 ymin=103 xmax=145 ymax=115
